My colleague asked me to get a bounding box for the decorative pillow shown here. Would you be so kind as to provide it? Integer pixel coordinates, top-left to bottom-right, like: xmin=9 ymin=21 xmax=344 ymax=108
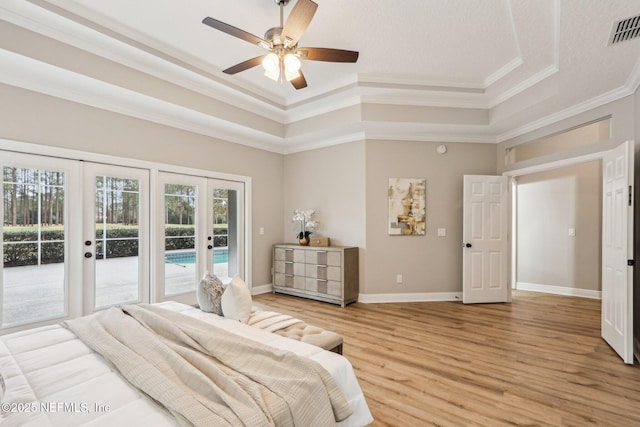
xmin=196 ymin=271 xmax=225 ymax=315
xmin=221 ymin=275 xmax=252 ymax=323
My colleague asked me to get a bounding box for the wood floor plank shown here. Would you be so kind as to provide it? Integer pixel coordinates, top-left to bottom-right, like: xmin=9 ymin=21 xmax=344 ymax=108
xmin=253 ymin=290 xmax=640 ymax=426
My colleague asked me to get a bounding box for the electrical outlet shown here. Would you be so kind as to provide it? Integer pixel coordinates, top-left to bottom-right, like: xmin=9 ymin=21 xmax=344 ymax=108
xmin=396 ymin=274 xmax=403 ymax=284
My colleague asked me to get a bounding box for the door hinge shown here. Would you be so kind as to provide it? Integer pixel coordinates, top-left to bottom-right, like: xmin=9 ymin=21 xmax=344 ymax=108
xmin=628 ymin=259 xmax=634 ymax=266
xmin=629 ymin=185 xmax=633 ymax=206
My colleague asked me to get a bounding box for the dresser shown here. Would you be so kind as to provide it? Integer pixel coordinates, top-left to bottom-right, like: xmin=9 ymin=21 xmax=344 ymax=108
xmin=272 ymin=244 xmax=359 ymax=307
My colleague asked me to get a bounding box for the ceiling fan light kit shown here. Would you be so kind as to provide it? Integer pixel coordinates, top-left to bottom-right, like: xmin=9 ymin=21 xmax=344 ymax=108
xmin=202 ymin=0 xmax=359 ymax=90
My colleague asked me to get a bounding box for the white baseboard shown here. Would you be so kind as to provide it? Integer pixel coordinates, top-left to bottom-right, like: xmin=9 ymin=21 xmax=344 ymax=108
xmin=253 ymin=285 xmax=461 ymax=303
xmin=251 ymin=284 xmax=273 ymax=295
xmin=358 ymin=292 xmax=462 ymax=304
xmin=516 ymin=282 xmax=601 ymax=299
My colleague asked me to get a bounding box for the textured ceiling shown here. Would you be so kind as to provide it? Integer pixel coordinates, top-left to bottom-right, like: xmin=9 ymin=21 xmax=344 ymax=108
xmin=1 ymin=0 xmax=640 ymax=151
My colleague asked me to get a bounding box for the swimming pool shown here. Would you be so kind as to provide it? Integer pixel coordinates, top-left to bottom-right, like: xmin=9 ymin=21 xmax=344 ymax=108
xmin=165 ymin=248 xmax=228 ymax=265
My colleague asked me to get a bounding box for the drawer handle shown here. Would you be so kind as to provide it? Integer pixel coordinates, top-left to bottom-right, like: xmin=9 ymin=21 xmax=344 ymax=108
xmin=316 ymin=278 xmax=328 ymax=282
xmin=285 ymin=274 xmax=294 ymax=277
xmin=284 ymin=261 xmax=294 ymax=264
xmin=315 ymin=250 xmax=328 ymax=254
xmin=316 ymin=264 xmax=328 ymax=268
xmin=284 ymin=248 xmax=294 ymax=252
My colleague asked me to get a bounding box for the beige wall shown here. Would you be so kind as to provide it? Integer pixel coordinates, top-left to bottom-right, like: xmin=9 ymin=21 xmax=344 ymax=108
xmin=0 ymin=84 xmax=284 ymax=287
xmin=283 ymin=142 xmax=367 ymax=286
xmin=365 ymin=140 xmax=496 ymax=295
xmin=497 ymin=95 xmax=637 ymax=174
xmin=283 ymin=141 xmax=366 ymax=247
xmin=516 ymin=161 xmax=602 ymax=292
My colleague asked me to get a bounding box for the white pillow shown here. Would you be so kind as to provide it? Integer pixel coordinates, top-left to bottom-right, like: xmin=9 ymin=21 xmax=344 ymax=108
xmin=221 ymin=275 xmax=252 ymax=323
xmin=196 ymin=271 xmax=225 ymax=315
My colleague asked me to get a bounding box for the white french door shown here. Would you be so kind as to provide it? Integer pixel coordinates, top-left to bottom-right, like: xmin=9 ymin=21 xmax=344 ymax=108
xmin=462 ymin=175 xmax=510 ymax=303
xmin=155 ymin=172 xmax=245 ymax=304
xmin=82 ymin=163 xmax=150 ymax=313
xmin=0 ymin=152 xmax=82 ymax=331
xmin=1 ymin=149 xmax=247 ymax=332
xmin=601 ymin=140 xmax=634 ymax=364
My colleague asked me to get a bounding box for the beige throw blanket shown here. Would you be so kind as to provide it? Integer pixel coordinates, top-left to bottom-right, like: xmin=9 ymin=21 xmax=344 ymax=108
xmin=248 ymin=310 xmax=304 ymax=332
xmin=65 ymin=304 xmax=352 ymax=427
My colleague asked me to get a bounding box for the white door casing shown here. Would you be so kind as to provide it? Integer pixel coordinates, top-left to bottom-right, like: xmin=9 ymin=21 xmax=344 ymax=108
xmin=463 ymin=175 xmax=510 ymax=303
xmin=601 ymin=140 xmax=634 ymax=364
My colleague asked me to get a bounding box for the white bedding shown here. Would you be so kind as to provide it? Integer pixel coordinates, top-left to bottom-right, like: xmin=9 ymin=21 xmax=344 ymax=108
xmin=0 ymin=301 xmax=373 ymax=426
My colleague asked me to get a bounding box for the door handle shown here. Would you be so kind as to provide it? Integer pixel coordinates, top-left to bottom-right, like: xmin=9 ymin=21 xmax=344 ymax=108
xmin=84 ymin=252 xmax=93 ymax=258
xmin=464 ymin=243 xmax=472 ymax=248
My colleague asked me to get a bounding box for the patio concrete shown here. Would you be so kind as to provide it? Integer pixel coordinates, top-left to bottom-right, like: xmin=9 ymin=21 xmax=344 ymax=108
xmin=2 ymin=257 xmax=229 ymax=327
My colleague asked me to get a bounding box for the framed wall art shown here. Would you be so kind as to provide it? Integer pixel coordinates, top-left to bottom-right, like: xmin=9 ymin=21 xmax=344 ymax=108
xmin=388 ymin=178 xmax=426 ymax=235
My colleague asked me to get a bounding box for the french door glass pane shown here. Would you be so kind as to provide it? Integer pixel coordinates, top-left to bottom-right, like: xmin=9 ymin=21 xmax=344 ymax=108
xmin=94 ymin=175 xmax=140 ymax=308
xmin=213 ymin=187 xmax=236 ymax=281
xmin=2 ymin=166 xmax=65 ymax=327
xmin=164 ymin=184 xmax=197 ymax=295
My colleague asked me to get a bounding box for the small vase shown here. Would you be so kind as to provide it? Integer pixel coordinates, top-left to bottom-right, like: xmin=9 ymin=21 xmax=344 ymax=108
xmin=299 ymin=236 xmax=310 ymax=246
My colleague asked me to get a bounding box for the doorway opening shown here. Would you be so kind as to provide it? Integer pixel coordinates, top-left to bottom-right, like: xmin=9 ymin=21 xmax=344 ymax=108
xmin=511 ymin=160 xmax=602 ymax=299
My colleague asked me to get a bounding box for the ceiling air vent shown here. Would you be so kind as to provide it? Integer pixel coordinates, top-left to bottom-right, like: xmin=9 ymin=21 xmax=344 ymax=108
xmin=609 ymin=14 xmax=640 ymax=45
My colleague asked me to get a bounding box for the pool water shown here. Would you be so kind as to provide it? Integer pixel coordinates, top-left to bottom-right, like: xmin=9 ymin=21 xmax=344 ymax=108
xmin=165 ymin=248 xmax=228 ymax=265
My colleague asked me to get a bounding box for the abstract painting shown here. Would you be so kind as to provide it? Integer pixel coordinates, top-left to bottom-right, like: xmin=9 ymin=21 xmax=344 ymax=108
xmin=388 ymin=178 xmax=426 ymax=235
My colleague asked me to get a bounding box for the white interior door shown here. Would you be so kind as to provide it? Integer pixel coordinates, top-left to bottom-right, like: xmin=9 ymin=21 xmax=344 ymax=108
xmin=463 ymin=175 xmax=510 ymax=303
xmin=601 ymin=140 xmax=634 ymax=364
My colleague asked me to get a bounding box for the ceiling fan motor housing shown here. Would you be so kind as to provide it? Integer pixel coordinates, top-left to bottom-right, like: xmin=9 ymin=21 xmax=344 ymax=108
xmin=264 ymin=27 xmax=284 ymax=45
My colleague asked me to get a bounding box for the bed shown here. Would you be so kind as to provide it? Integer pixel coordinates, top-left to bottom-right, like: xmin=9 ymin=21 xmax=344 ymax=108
xmin=0 ymin=301 xmax=373 ymax=426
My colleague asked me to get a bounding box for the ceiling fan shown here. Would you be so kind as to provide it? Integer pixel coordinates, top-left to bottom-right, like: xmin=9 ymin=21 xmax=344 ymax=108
xmin=202 ymin=0 xmax=359 ymax=90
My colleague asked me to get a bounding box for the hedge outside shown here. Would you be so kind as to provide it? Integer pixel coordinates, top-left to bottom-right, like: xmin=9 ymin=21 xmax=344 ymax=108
xmin=3 ymin=226 xmax=228 ymax=267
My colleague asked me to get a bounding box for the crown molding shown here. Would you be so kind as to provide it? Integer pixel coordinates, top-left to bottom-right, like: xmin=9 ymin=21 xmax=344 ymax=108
xmin=483 ymin=0 xmax=523 ymax=87
xmin=488 ymin=65 xmax=559 ymax=108
xmin=0 ymin=48 xmax=288 ymax=153
xmin=363 ymin=122 xmax=498 ymax=144
xmin=281 ymin=125 xmax=367 ymax=154
xmin=496 ymin=84 xmax=635 ymax=143
xmin=626 ymin=56 xmax=640 ymax=93
xmin=2 ymin=0 xmax=289 ymax=119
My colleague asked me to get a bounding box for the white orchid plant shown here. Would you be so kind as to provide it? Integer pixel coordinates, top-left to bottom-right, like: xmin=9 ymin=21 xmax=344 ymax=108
xmin=292 ymin=209 xmax=319 ymax=240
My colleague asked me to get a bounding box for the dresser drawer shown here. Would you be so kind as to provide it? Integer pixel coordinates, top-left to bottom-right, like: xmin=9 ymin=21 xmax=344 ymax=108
xmin=305 ymin=264 xmax=340 ymax=281
xmin=274 ymin=247 xmax=294 ymax=262
xmin=274 ymin=260 xmax=293 ymax=275
xmin=305 ymin=278 xmax=342 ymax=296
xmin=274 ymin=273 xmax=293 ymax=287
xmin=305 ymin=249 xmax=341 ymax=266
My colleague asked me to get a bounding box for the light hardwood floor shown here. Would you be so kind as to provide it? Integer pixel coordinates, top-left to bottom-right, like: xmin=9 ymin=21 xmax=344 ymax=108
xmin=253 ymin=290 xmax=640 ymax=426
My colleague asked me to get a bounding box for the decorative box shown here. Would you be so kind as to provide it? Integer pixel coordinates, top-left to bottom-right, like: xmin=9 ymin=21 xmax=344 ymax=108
xmin=309 ymin=236 xmax=330 ymax=247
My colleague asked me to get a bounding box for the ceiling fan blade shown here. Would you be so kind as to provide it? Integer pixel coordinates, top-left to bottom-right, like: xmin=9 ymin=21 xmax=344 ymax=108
xmin=281 ymin=0 xmax=318 ymax=47
xmin=290 ymin=70 xmax=308 ymax=90
xmin=202 ymin=17 xmax=268 ymax=47
xmin=298 ymin=47 xmax=359 ymax=63
xmin=223 ymin=56 xmax=266 ymax=75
